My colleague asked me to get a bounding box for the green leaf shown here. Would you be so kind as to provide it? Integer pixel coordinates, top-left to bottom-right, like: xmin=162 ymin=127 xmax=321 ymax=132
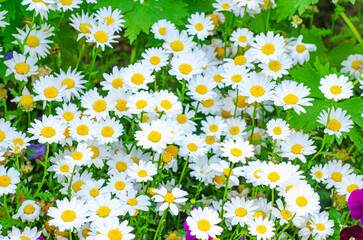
xmin=347 ymin=126 xmax=363 ymax=151
xmin=300 ymin=27 xmax=326 ymax=63
xmin=94 ymin=0 xmax=135 ymax=12
xmin=337 ymin=97 xmax=363 ymax=127
xmin=248 ymin=13 xmax=265 ymax=33
xmin=184 ymin=0 xmax=215 ymax=13
xmin=274 ymin=0 xmax=296 ymax=21
xmin=327 ymin=40 xmax=363 ymax=69
xmin=296 ymin=0 xmax=319 ymax=15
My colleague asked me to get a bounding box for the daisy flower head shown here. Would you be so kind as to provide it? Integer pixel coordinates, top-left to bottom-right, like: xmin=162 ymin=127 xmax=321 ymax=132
xmin=272 ymin=80 xmax=313 ymax=114
xmin=55 ymin=67 xmax=86 ymax=102
xmin=285 ymin=183 xmax=320 ymax=217
xmin=0 ymin=166 xmax=20 ymax=196
xmin=60 ymin=171 xmax=93 ymax=196
xmin=310 ymin=211 xmax=334 ymax=240
xmin=221 ymin=137 xmax=254 ymax=163
xmin=40 ymin=23 xmax=55 ymax=36
xmin=187 ymin=75 xmax=217 ymax=101
xmin=95 ymin=116 xmax=124 ymax=144
xmin=127 ymin=160 xmax=157 ymax=183
xmin=81 ymin=88 xmax=113 ymax=120
xmin=11 ymin=87 xmax=35 ymax=112
xmin=8 ymin=131 xmax=31 ymax=155
xmin=28 ymin=115 xmax=66 ymax=144
xmin=319 ymin=74 xmax=353 ymax=101
xmin=86 ymin=194 xmax=123 ymax=222
xmin=291 ymin=15 xmax=303 ymax=28
xmin=247 ymin=216 xmax=275 ymax=240
xmin=55 ymin=0 xmax=82 ymax=11
xmin=77 ymin=179 xmax=107 ymax=201
xmin=223 ymin=118 xmax=247 ymax=139
xmin=212 ymin=0 xmax=237 ymax=12
xmin=8 ymin=226 xmax=41 ymax=240
xmin=65 ymin=143 xmax=93 ymax=166
xmin=323 ymin=160 xmax=354 ymax=189
xmin=163 ymin=30 xmax=196 ymax=55
xmin=55 ymin=102 xmax=81 ymax=123
xmin=119 ymin=190 xmax=151 ymax=216
xmin=84 ymin=140 xmax=111 ymax=168
xmin=174 ymin=105 xmax=197 ymax=133
xmin=259 ymin=54 xmax=293 ymax=80
xmin=151 ymin=19 xmax=177 ymax=40
xmin=107 ymin=152 xmax=134 ymax=175
xmin=13 ymin=200 xmax=41 ymax=222
xmin=48 ymin=197 xmax=89 ymax=231
xmin=95 ymin=6 xmax=125 ymax=33
xmin=101 ymin=66 xmax=126 ymax=92
xmin=310 ymin=164 xmax=328 ymax=183
xmin=230 ymin=28 xmax=254 ymax=47
xmin=4 ymin=52 xmax=38 ymax=81
xmin=186 ymin=12 xmax=215 ymax=41
xmin=87 ymin=23 xmax=119 ymax=51
xmin=152 ymin=186 xmax=188 ymax=216
xmin=258 ymin=162 xmax=290 ymax=189
xmin=196 ymin=90 xmax=224 ymax=115
xmin=266 ymin=118 xmax=290 ymax=140
xmin=271 ymin=199 xmax=294 ymax=225
xmin=33 ymin=75 xmax=67 ymax=108
xmin=141 ymin=47 xmax=169 ymax=72
xmin=69 ymin=11 xmax=96 ymax=41
xmin=48 ymin=151 xmax=78 ymax=182
xmin=204 ymin=65 xmax=226 ymax=88
xmin=211 ymin=160 xmax=242 ymax=188
xmin=68 ymin=116 xmax=95 ymax=142
xmin=154 ymin=90 xmax=182 ymax=117
xmin=236 ymin=0 xmax=264 ymax=11
xmin=123 ymin=62 xmax=155 ymax=91
xmin=341 ymin=54 xmax=363 ymax=79
xmin=169 ymin=50 xmax=207 ymax=80
xmin=336 ymin=174 xmax=363 ymax=201
xmin=249 ymin=31 xmax=286 ymax=63
xmin=13 ymin=26 xmax=53 ymax=59
xmin=94 ymin=218 xmax=135 ymax=240
xmin=179 ymin=134 xmax=208 ymax=159
xmin=279 ymin=131 xmax=316 ymax=163
xmin=201 ymin=116 xmax=227 ymax=138
xmin=286 ymin=35 xmax=317 ymax=65
xmin=317 ymin=107 xmax=353 ymax=138
xmin=224 ymin=197 xmax=257 ymax=227
xmin=221 ymin=64 xmax=251 ymax=89
xmin=186 ymin=207 xmax=223 ymax=240
xmin=238 ymin=72 xmax=276 ymax=104
xmin=104 ymin=172 xmax=133 ymax=197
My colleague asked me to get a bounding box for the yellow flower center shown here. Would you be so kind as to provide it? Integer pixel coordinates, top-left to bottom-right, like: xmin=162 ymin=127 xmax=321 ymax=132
xmin=15 ymin=63 xmax=30 ymax=75
xmin=351 ymin=60 xmax=363 ymax=70
xmin=161 ymin=100 xmax=172 ymax=110
xmin=13 ymin=138 xmax=24 ymax=146
xmin=24 ymin=205 xmax=35 ymax=215
xmin=101 ymin=126 xmax=114 ymax=137
xmin=295 ymin=196 xmax=308 ymax=207
xmin=213 ymin=175 xmax=226 ymax=184
xmin=131 ymin=73 xmax=145 ymax=85
xmin=116 ymin=161 xmax=127 ymax=172
xmin=166 ymin=145 xmax=179 ymax=157
xmin=59 ymin=0 xmax=72 ymax=5
xmin=20 ymin=236 xmax=30 ymax=240
xmin=267 ymin=172 xmax=280 ymax=182
xmin=202 ymin=99 xmax=214 ymax=107
xmin=222 ymin=3 xmax=230 ymax=9
xmin=19 ymin=95 xmax=34 ymax=107
xmin=138 ymin=170 xmax=147 ymax=177
xmin=26 ymin=35 xmax=40 ymax=48
xmin=159 ymin=27 xmax=167 ymax=35
xmin=127 ymin=198 xmax=138 ymax=206
xmin=209 ymin=124 xmax=219 ymax=132
xmin=94 ymin=31 xmax=108 ymax=43
xmin=60 ymin=164 xmax=69 ymax=173
xmin=280 ymin=210 xmax=291 ymax=220
xmin=89 ymin=146 xmax=99 ymax=159
xmin=213 ymin=74 xmax=224 ymax=83
xmin=150 ymin=56 xmax=161 ymax=65
xmin=315 ymin=171 xmax=323 ymax=178
xmin=170 ymin=40 xmax=184 ymax=52
xmin=235 ymin=95 xmax=249 ymax=108
xmin=104 ymin=17 xmax=114 ymax=26
xmin=254 ymin=211 xmax=266 ymax=219
xmin=177 ymin=114 xmax=187 ymax=124
xmin=250 ymin=86 xmax=265 ymax=97
xmin=296 ymin=44 xmax=306 ymax=53
xmin=107 ymin=229 xmax=122 ymax=240
xmin=235 ymin=207 xmax=247 ymax=217
xmin=72 ymin=151 xmax=83 ymax=160
xmin=269 ymin=60 xmax=282 ymax=72
xmin=72 ymin=181 xmax=84 ymax=192
xmin=63 ymin=112 xmax=74 ymax=121
xmin=256 ymin=225 xmax=267 ymax=234
xmin=41 ymin=126 xmax=56 ymax=138
xmin=254 ymin=170 xmax=262 ymax=179
xmin=93 ymin=99 xmax=107 ymax=112
xmin=97 ymin=206 xmax=111 ymax=218
xmin=77 ymin=124 xmax=89 ymax=136
xmin=235 ymin=55 xmax=247 ymax=65
xmin=195 ymin=23 xmax=204 ymax=31
xmin=164 ymin=192 xmax=175 ymax=203
xmin=82 ymin=229 xmax=90 ymax=238
xmin=215 ymin=47 xmax=225 ymax=58
xmin=79 ymin=23 xmax=92 ymax=33
xmin=115 ymin=180 xmax=125 ymax=190
xmin=230 ymin=148 xmax=242 ymax=157
xmin=331 ymin=172 xmax=342 ymax=182
xmin=162 ymin=152 xmax=172 ymax=163
xmin=347 ymin=184 xmax=359 ymax=193
xmin=196 ymin=85 xmax=207 ymax=95
xmin=273 ymin=126 xmax=282 ymax=135
xmin=262 ymin=43 xmax=275 ymax=55
xmin=112 ymin=78 xmax=124 ymax=88
xmin=229 ymin=126 xmax=240 ymax=135
xmin=328 ymin=119 xmax=341 ymax=131
xmin=283 ymin=94 xmax=298 ymax=105
xmin=316 ymin=223 xmax=325 ymax=231
xmin=61 ymin=210 xmax=76 ymax=222
xmin=90 ymin=188 xmax=99 ymax=197
xmin=291 ymin=144 xmax=303 ymax=154
xmin=197 ymin=219 xmax=211 ymax=231
xmin=148 ymin=131 xmax=161 ymax=142
xmin=179 ymin=63 xmax=193 ymax=75
xmin=223 ymin=168 xmax=233 ymax=176
xmin=231 ymin=74 xmax=242 ymax=82
xmin=330 ymin=85 xmax=342 ymax=95
xmin=44 ymin=87 xmax=58 ymax=99
xmin=205 ymin=136 xmax=215 ymax=145
xmin=238 ymin=35 xmax=247 ymax=42
xmin=116 ymin=100 xmax=127 ymax=111
xmin=187 ymin=143 xmax=198 ymax=152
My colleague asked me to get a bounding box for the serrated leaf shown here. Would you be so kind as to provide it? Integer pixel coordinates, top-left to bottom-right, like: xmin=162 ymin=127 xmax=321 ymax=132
xmin=94 ymin=0 xmax=135 ymax=12
xmin=337 ymin=97 xmax=363 ymax=127
xmin=184 ymin=0 xmax=215 ymax=13
xmin=274 ymin=0 xmax=296 ymax=21
xmin=327 ymin=40 xmax=363 ymax=69
xmin=347 ymin=126 xmax=363 ymax=151
xmin=296 ymin=0 xmax=319 ymax=15
xmin=300 ymin=27 xmax=326 ymax=62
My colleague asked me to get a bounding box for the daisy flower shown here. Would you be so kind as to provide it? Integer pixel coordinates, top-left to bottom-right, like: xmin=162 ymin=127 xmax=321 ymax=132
xmin=204 ymin=65 xmax=226 ymax=88
xmin=285 ymin=183 xmax=320 ymax=217
xmin=271 ymin=199 xmax=294 ymax=225
xmin=163 ymin=30 xmax=196 ymax=55
xmin=123 ymin=63 xmax=155 ymax=91
xmin=152 ymin=186 xmax=188 ymax=216
xmin=286 ymin=35 xmax=317 ymax=65
xmin=107 ymin=153 xmax=134 ymax=175
xmin=65 ymin=143 xmax=93 ymax=166
xmin=259 ymin=54 xmax=293 ymax=80
xmin=0 ymin=6 xmax=8 ymax=27
xmin=223 ymin=118 xmax=247 ymax=139
xmin=87 ymin=23 xmax=119 ymax=51
xmin=60 ymin=171 xmax=93 ymax=196
xmin=11 ymin=87 xmax=36 ymax=112
xmin=119 ymin=189 xmax=151 ymax=216
xmin=291 ymin=15 xmax=303 ymax=28
xmin=8 ymin=131 xmax=31 ymax=155
xmin=336 ymin=174 xmax=363 ymax=201
xmin=55 ymin=102 xmax=81 ymax=123
xmin=108 ymin=89 xmax=132 ymax=117
xmin=224 ymin=197 xmax=257 ymax=227
xmin=279 ymin=131 xmax=316 ymax=163
xmin=249 ymin=31 xmax=286 ymax=63
xmin=55 ymin=0 xmax=82 ymax=11
xmin=127 ymin=160 xmax=157 ymax=183
xmin=258 ymin=162 xmax=290 ymax=189
xmin=77 ymin=179 xmax=107 ymax=201
xmin=87 ymin=194 xmax=123 ymax=221
xmin=242 ymin=161 xmax=265 ymax=186
xmin=317 ymin=107 xmax=353 ymax=138
xmin=169 ymin=50 xmax=207 ymax=80
xmin=310 ymin=164 xmax=328 ymax=183
xmin=69 ymin=11 xmax=96 ymax=41
xmin=100 ymin=66 xmax=126 ymax=91
xmin=266 ymin=118 xmax=290 ymax=140
xmin=81 ymin=88 xmax=113 ymax=120
xmin=230 ymin=28 xmax=254 ymax=47
xmin=310 ymin=211 xmax=334 ymax=240
xmin=13 ymin=26 xmax=53 ymax=59
xmin=210 ymin=160 xmax=243 ymax=187
xmin=187 ymin=75 xmax=217 ymax=101
xmin=196 ymin=91 xmax=224 ymax=115
xmin=33 ymin=75 xmax=66 ymax=108
xmin=95 ymin=6 xmax=125 ymax=33
xmin=179 ymin=134 xmax=208 ymax=159
xmin=0 ymin=166 xmax=20 ymax=196
xmin=186 ymin=207 xmax=223 ymax=240
xmin=104 ymin=172 xmax=133 ymax=197
xmin=174 ymin=105 xmax=197 ymax=133
xmin=55 ymin=67 xmax=86 ymax=102
xmin=4 ymin=52 xmax=38 ymax=81
xmin=201 ymin=116 xmax=227 ymax=137
xmin=247 ymin=216 xmax=275 ymax=240
xmin=48 ymin=198 xmax=89 ymax=231
xmin=95 ymin=218 xmax=135 ymax=240
xmin=151 ymin=19 xmax=177 ymax=40
xmin=68 ymin=116 xmax=95 ymax=142
xmin=95 ymin=116 xmax=124 ymax=144
xmin=238 ymin=73 xmax=276 ymax=104
xmin=84 ymin=140 xmax=111 ymax=168
xmin=341 ymin=54 xmax=363 ymax=79
xmin=186 ymin=12 xmax=214 ymax=41
xmin=213 ymin=0 xmax=237 ymax=12
xmin=221 ymin=64 xmax=250 ymax=89
xmin=272 ymin=80 xmax=313 ymax=114
xmin=141 ymin=47 xmax=169 ymax=72
xmin=323 ymin=160 xmax=353 ymax=189
xmin=8 ymin=226 xmax=41 ymax=240
xmin=236 ymin=0 xmax=264 ymax=11
xmin=28 ymin=115 xmax=66 ymax=144
xmin=13 ymin=200 xmax=41 ymax=222
xmin=48 ymin=151 xmax=77 ymax=182
xmin=221 ymin=137 xmax=254 ymax=163
xmin=319 ymin=74 xmax=353 ymax=101
xmin=154 ymin=90 xmax=182 ymax=117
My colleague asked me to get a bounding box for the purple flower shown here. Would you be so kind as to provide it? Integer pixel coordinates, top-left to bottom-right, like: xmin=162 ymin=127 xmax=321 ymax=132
xmin=27 ymin=144 xmax=47 ymax=160
xmin=37 ymin=237 xmax=45 ymax=240
xmin=4 ymin=51 xmax=13 ymax=60
xmin=340 ymin=225 xmax=363 ymax=240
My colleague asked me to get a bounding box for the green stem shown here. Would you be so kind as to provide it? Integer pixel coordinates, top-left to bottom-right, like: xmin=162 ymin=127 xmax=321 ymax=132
xmin=3 ymin=195 xmax=10 ymax=217
xmin=340 ymin=12 xmax=363 ymax=49
xmin=178 ymin=156 xmax=189 ymax=186
xmin=345 ymin=209 xmax=351 ymax=224
xmin=265 ymin=9 xmax=271 ymax=33
xmin=67 ymin=166 xmax=77 ymax=200
xmin=221 ymin=162 xmax=235 ymax=218
xmin=233 ymin=89 xmax=238 ymax=119
xmin=34 ymin=143 xmax=50 ymax=198
xmin=27 ymin=112 xmax=31 ymax=129
xmin=88 ymin=46 xmax=99 ymax=77
xmin=69 ymin=230 xmax=73 ymax=240
xmin=271 ymin=188 xmax=274 ymax=207
xmin=193 ymin=180 xmax=203 ymax=200
xmin=249 ymin=103 xmax=258 ymax=144
xmin=15 ymin=154 xmax=20 ymax=172
xmin=276 ymin=213 xmax=296 ymax=238
xmin=75 ymin=39 xmax=86 ymax=69
xmin=3 ymin=100 xmax=8 ymax=121
xmin=153 ymin=210 xmax=168 ymax=240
